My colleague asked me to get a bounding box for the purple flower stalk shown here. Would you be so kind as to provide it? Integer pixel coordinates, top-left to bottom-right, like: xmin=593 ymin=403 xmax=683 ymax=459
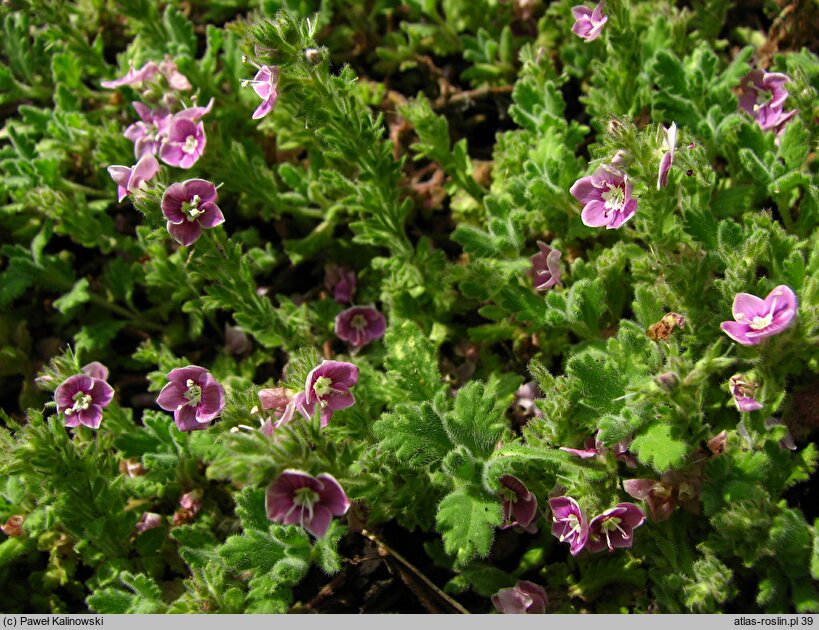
xmin=124 ymin=103 xmax=171 ymax=158
xmin=529 ymin=241 xmax=562 ymax=291
xmin=266 ymin=470 xmax=351 ymax=538
xmin=548 ymin=496 xmax=588 ymax=556
xmin=729 ymin=374 xmax=763 ymax=412
xmin=585 ymin=503 xmax=646 ymax=553
xmin=107 ymin=154 xmax=160 ymax=202
xmin=304 ymin=360 xmax=359 ymax=427
xmin=720 ymin=285 xmax=798 ymax=346
xmin=156 ymin=365 xmax=225 ymax=432
xmin=499 ymin=475 xmax=538 ymax=532
xmin=159 ymin=117 xmax=206 ymax=169
xmin=335 ymin=305 xmax=387 ymax=347
xmin=161 ymin=179 xmax=225 ymax=247
xmin=739 ymin=70 xmax=797 ymax=134
xmin=571 ymin=1 xmax=607 ymax=42
xmin=491 ymin=581 xmax=548 ymax=614
xmin=570 ymin=164 xmax=638 ymax=229
xmin=324 ymin=265 xmax=357 ymax=303
xmin=622 ymin=479 xmax=676 ymax=522
xmin=101 ymin=60 xmax=159 ymax=89
xmin=55 ymin=371 xmax=115 ymax=429
xmin=242 ymin=62 xmax=279 ymax=120
xmin=657 ymin=122 xmax=677 ymax=189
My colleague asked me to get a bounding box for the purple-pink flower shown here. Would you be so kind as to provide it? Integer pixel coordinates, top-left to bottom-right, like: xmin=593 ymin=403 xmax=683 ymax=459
xmin=258 ymin=387 xmax=315 ymax=431
xmin=335 ymin=305 xmax=387 ymax=347
xmin=324 ymin=265 xmax=356 ymax=303
xmin=159 ymin=117 xmax=206 ymax=169
xmin=491 ymin=581 xmax=548 ymax=614
xmin=560 ymin=433 xmax=637 ymax=468
xmin=159 ymin=57 xmax=191 ymax=91
xmin=101 ymin=60 xmax=159 ymax=89
xmin=499 ymin=475 xmax=538 ymax=532
xmin=513 ymin=381 xmax=543 ymax=424
xmin=81 ymin=361 xmax=109 ymax=381
xmin=585 ymin=503 xmax=646 ymax=553
xmin=266 ymin=470 xmax=350 ymax=538
xmin=161 ymin=179 xmax=225 ymax=247
xmin=135 ymin=512 xmax=163 ymax=534
xmin=622 ymin=479 xmax=676 ymax=522
xmin=729 ymin=374 xmax=763 ymax=412
xmin=124 ymin=103 xmax=171 ymax=159
xmin=529 ymin=241 xmax=562 ymax=291
xmin=304 ymin=360 xmax=359 ymax=427
xmin=156 ymin=365 xmax=225 ymax=432
xmin=720 ymin=285 xmax=798 ymax=346
xmin=571 ymin=1 xmax=607 ymax=42
xmin=570 ymin=164 xmax=637 ymax=229
xmin=174 ymin=98 xmax=215 ymax=124
xmin=243 ymin=64 xmax=279 ymax=120
xmin=738 ymin=70 xmax=797 ymax=134
xmin=55 ymin=371 xmax=115 ymax=429
xmin=107 ymin=154 xmax=160 ymax=202
xmin=657 ymin=122 xmax=677 ymax=189
xmin=548 ymin=496 xmax=588 ymax=556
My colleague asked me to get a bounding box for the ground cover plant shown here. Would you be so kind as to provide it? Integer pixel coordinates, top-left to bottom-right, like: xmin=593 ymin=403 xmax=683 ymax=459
xmin=1 ymin=0 xmax=818 ymax=615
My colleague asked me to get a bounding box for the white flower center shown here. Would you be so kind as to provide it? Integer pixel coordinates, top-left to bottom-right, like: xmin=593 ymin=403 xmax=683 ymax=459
xmin=555 ymin=513 xmax=582 ymax=542
xmin=182 ymin=134 xmax=199 ymax=154
xmin=183 ymin=195 xmax=205 ymax=222
xmin=748 ymin=298 xmax=777 ymax=331
xmin=313 ymin=376 xmax=333 ymax=398
xmin=66 ymin=391 xmax=93 ymax=415
xmin=183 ymin=378 xmax=202 ymax=406
xmin=602 ymin=184 xmax=625 ymax=212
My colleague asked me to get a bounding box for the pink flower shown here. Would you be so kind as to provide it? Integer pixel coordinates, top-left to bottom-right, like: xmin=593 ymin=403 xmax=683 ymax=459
xmin=324 ymin=265 xmax=356 ymax=303
xmin=265 ymin=470 xmax=350 ymax=538
xmin=491 ymin=581 xmax=548 ymax=614
xmin=560 ymin=433 xmax=637 ymax=468
xmin=571 ymin=1 xmax=607 ymax=42
xmin=304 ymin=360 xmax=359 ymax=427
xmin=513 ymin=381 xmax=543 ymax=424
xmin=243 ymin=64 xmax=279 ymax=120
xmin=258 ymin=387 xmax=315 ymax=431
xmin=159 ymin=117 xmax=206 ymax=169
xmin=107 ymin=154 xmax=160 ymax=202
xmin=570 ymin=164 xmax=638 ymax=229
xmin=156 ymin=365 xmax=225 ymax=432
xmin=720 ymin=285 xmax=798 ymax=346
xmin=623 ymin=479 xmax=676 ymax=522
xmin=548 ymin=496 xmax=588 ymax=556
xmin=101 ymin=61 xmax=159 ymax=89
xmin=499 ymin=475 xmax=538 ymax=532
xmin=334 ymin=305 xmax=387 ymax=347
xmin=161 ymin=179 xmax=225 ymax=247
xmin=135 ymin=512 xmax=163 ymax=534
xmin=174 ymin=98 xmax=215 ymax=123
xmin=529 ymin=241 xmax=562 ymax=291
xmin=585 ymin=503 xmax=646 ymax=553
xmin=159 ymin=57 xmax=191 ymax=91
xmin=729 ymin=374 xmax=763 ymax=412
xmin=738 ymin=70 xmax=797 ymax=134
xmin=179 ymin=490 xmax=203 ymax=515
xmin=55 ymin=372 xmax=115 ymax=429
xmin=124 ymin=103 xmax=171 ymax=158
xmin=81 ymin=361 xmax=109 ymax=381
xmin=657 ymin=122 xmax=677 ymax=189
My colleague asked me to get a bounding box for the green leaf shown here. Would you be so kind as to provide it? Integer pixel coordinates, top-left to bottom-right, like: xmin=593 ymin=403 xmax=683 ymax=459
xmin=53 ymin=277 xmax=90 ymax=315
xmin=566 ymin=349 xmax=625 ymax=414
xmin=444 ymin=381 xmax=505 ymax=460
xmin=630 ymin=423 xmax=688 ymax=472
xmin=373 ymin=402 xmax=454 ymax=468
xmin=436 ymin=486 xmax=501 ymax=566
xmin=384 ymin=320 xmax=443 ymax=402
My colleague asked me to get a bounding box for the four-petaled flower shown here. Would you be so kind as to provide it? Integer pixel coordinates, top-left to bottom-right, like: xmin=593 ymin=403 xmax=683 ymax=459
xmin=304 ymin=360 xmax=359 ymax=427
xmin=657 ymin=122 xmax=677 ymax=189
xmin=159 ymin=117 xmax=206 ymax=169
xmin=124 ymin=103 xmax=171 ymax=159
xmin=161 ymin=179 xmax=225 ymax=246
xmin=156 ymin=365 xmax=225 ymax=432
xmin=243 ymin=64 xmax=280 ymax=120
xmin=729 ymin=374 xmax=763 ymax=412
xmin=107 ymin=154 xmax=160 ymax=202
xmin=491 ymin=581 xmax=548 ymax=614
xmin=335 ymin=305 xmax=387 ymax=348
xmin=738 ymin=70 xmax=797 ymax=134
xmin=101 ymin=60 xmax=159 ymax=89
xmin=529 ymin=241 xmax=562 ymax=291
xmin=548 ymin=496 xmax=588 ymax=556
xmin=571 ymin=1 xmax=607 ymax=42
xmin=585 ymin=502 xmax=646 ymax=553
xmin=266 ymin=470 xmax=350 ymax=538
xmin=570 ymin=164 xmax=638 ymax=229
xmin=720 ymin=285 xmax=798 ymax=346
xmin=55 ymin=369 xmax=115 ymax=429
xmin=499 ymin=475 xmax=538 ymax=532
